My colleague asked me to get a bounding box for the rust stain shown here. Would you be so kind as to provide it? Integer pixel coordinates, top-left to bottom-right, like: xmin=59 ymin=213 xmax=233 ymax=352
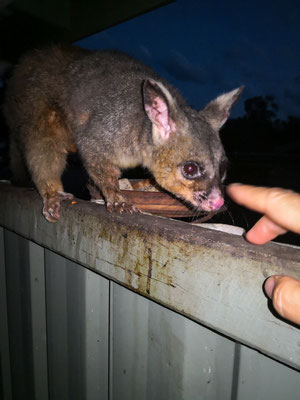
xmin=146 ymin=247 xmax=153 ymax=294
xmin=167 ymin=276 xmax=176 ymax=288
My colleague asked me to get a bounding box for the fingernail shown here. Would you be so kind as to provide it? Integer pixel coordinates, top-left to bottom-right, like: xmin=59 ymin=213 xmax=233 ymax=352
xmin=264 ymin=276 xmax=276 ymax=298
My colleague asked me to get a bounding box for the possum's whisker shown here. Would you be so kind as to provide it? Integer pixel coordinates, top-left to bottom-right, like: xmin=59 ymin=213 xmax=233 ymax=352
xmin=222 ymin=200 xmax=236 ymax=226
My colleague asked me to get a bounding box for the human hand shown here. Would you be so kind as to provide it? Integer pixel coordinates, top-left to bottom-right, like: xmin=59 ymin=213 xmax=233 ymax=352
xmin=265 ymin=275 xmax=300 ymax=325
xmin=226 ymin=183 xmax=300 ymax=245
xmin=227 ymin=184 xmax=300 ymax=325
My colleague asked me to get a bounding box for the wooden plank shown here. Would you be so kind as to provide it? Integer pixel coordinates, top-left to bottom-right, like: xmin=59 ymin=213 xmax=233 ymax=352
xmin=0 ymin=183 xmax=300 ymax=370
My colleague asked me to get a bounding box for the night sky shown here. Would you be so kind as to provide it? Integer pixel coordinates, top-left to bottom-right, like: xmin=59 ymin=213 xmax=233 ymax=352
xmin=77 ymin=0 xmax=300 ymax=120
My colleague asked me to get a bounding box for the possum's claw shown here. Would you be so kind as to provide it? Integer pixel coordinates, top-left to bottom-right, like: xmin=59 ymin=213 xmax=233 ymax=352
xmin=106 ymin=201 xmax=139 ymax=214
xmin=104 ymin=188 xmax=140 ymax=214
xmin=42 ymin=191 xmax=74 ymax=222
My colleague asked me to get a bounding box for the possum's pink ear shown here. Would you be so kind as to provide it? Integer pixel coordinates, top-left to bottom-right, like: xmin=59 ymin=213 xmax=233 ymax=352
xmin=202 ymin=86 xmax=245 ymax=131
xmin=143 ymin=79 xmax=176 ymax=144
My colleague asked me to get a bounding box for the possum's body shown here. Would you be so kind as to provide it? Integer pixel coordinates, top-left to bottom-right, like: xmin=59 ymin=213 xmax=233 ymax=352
xmin=4 ymin=45 xmax=243 ymax=222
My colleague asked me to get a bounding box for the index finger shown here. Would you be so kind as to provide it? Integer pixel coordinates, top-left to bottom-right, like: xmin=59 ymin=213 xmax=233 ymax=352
xmin=226 ymin=184 xmax=300 ymax=235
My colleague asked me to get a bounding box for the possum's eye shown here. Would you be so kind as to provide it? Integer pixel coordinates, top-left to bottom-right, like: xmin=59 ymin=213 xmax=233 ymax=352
xmin=181 ymin=161 xmax=203 ymax=180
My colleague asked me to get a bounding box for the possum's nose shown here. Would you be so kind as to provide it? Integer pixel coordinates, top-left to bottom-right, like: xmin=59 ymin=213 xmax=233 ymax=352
xmin=209 ymin=196 xmax=224 ymax=210
xmin=200 ymin=187 xmax=224 ymax=211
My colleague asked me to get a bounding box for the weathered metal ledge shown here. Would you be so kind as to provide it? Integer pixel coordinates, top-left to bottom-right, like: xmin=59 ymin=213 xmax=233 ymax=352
xmin=0 ymin=182 xmax=300 ymax=369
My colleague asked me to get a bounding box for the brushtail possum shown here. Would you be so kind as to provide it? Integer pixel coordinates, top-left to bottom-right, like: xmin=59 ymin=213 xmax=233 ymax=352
xmin=4 ymin=45 xmax=244 ymax=222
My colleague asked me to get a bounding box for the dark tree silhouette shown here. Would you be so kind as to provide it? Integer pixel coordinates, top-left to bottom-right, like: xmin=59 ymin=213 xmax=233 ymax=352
xmin=220 ymin=95 xmax=300 ymax=193
xmin=244 ymin=95 xmax=278 ymax=122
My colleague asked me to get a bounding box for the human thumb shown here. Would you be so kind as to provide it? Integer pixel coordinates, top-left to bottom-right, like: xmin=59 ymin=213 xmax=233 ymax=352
xmin=264 ymin=275 xmax=300 ymax=325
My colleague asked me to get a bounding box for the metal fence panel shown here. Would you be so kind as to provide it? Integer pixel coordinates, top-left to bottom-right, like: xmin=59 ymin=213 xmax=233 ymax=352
xmin=0 ymin=228 xmax=12 ymax=400
xmin=1 ymin=184 xmax=300 ymax=370
xmin=111 ymin=282 xmax=236 ymax=400
xmin=1 ymin=179 xmax=300 ymax=400
xmin=28 ymin=240 xmax=48 ymax=400
xmin=3 ymin=230 xmax=35 ymax=399
xmin=45 ymin=250 xmax=109 ymax=400
xmin=236 ymin=345 xmax=300 ymax=400
xmin=2 ymin=230 xmax=49 ymax=400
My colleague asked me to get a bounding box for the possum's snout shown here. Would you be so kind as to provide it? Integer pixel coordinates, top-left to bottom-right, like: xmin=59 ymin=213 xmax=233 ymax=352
xmin=193 ymin=187 xmax=224 ymax=211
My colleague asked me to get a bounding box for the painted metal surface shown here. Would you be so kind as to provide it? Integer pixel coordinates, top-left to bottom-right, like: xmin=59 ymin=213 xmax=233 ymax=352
xmin=2 ymin=231 xmax=49 ymax=399
xmin=0 ymin=228 xmax=12 ymax=400
xmin=236 ymin=345 xmax=300 ymax=400
xmin=111 ymin=282 xmax=236 ymax=400
xmin=28 ymin=240 xmax=49 ymax=400
xmin=1 ymin=227 xmax=300 ymax=399
xmin=3 ymin=230 xmax=35 ymax=399
xmin=1 ymin=229 xmax=110 ymax=400
xmin=0 ymin=183 xmax=300 ymax=373
xmin=45 ymin=250 xmax=109 ymax=400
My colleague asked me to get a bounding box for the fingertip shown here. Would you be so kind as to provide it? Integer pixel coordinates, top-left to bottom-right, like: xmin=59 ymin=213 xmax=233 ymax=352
xmin=226 ymin=183 xmax=242 ymax=193
xmin=264 ymin=276 xmax=276 ymax=298
xmin=245 ymin=229 xmax=270 ymax=245
xmin=227 ymin=183 xmax=242 ymax=187
xmin=245 ymin=216 xmax=287 ymax=245
xmin=264 ymin=275 xmax=286 ymax=298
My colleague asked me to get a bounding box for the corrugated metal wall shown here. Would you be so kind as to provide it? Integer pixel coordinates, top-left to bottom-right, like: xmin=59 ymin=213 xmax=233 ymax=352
xmin=1 ymin=227 xmax=300 ymax=400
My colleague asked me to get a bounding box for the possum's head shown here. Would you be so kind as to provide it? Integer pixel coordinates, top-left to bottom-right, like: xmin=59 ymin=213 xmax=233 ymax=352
xmin=143 ymin=79 xmax=244 ymax=212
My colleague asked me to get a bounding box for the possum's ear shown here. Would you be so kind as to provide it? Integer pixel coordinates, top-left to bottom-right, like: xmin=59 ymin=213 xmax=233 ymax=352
xmin=202 ymin=86 xmax=245 ymax=131
xmin=143 ymin=79 xmax=176 ymax=144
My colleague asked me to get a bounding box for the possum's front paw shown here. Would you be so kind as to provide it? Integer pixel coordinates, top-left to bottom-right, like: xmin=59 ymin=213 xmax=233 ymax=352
xmin=89 ymin=181 xmax=140 ymax=214
xmin=42 ymin=191 xmax=74 ymax=222
xmin=104 ymin=190 xmax=140 ymax=214
xmin=106 ymin=201 xmax=139 ymax=214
